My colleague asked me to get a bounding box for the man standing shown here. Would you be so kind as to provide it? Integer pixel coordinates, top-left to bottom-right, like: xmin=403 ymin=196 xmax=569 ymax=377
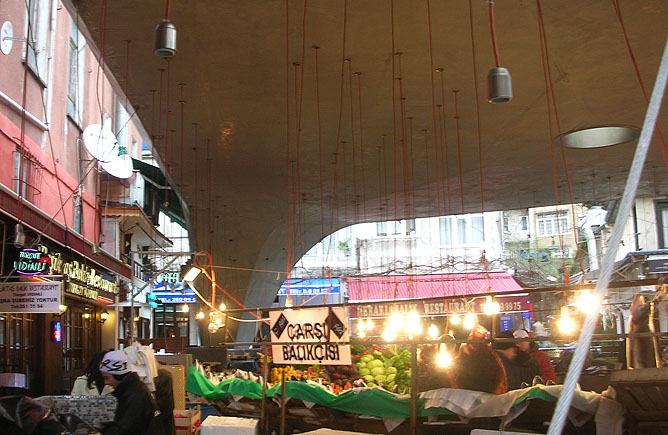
xmin=492 ymin=330 xmax=541 ymax=390
xmin=513 ymin=329 xmax=556 ymax=383
xmin=98 ymin=350 xmax=163 ymax=435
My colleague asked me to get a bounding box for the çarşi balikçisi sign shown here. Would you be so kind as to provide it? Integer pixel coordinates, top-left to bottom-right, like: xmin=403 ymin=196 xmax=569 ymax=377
xmin=0 ymin=282 xmax=62 ymax=313
xmin=270 ymin=307 xmax=351 ymax=365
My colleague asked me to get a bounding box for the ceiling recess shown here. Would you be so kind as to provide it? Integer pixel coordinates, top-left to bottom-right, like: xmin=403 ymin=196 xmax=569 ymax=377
xmin=554 ymin=126 xmax=640 ymax=149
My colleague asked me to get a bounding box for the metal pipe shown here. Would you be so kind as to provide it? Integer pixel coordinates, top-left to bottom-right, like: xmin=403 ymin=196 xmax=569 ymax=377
xmin=410 ymin=342 xmax=417 ymax=435
xmin=0 ymin=89 xmax=49 ymax=131
xmin=261 ymin=346 xmax=268 ymax=434
xmin=280 ymin=369 xmax=287 ymax=435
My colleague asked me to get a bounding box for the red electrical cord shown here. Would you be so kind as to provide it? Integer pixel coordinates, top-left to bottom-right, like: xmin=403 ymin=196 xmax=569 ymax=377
xmin=165 ymin=0 xmax=171 ymax=21
xmin=488 ymin=0 xmax=501 ymax=67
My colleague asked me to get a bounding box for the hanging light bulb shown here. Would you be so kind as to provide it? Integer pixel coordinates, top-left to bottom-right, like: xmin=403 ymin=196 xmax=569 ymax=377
xmin=196 ymin=311 xmax=205 ymax=320
xmin=207 ymin=322 xmax=218 ymax=333
xmin=483 ymin=296 xmax=501 ymax=315
xmin=428 ymin=324 xmax=440 ymax=339
xmin=182 ymin=304 xmax=189 ymax=312
xmin=574 ymin=291 xmax=600 ymax=313
xmin=382 ymin=327 xmax=396 ymax=342
xmin=358 ymin=330 xmax=366 ymax=338
xmin=558 ymin=306 xmax=576 ymax=334
xmin=389 ymin=311 xmax=404 ymax=332
xmin=436 ymin=344 xmax=452 ymax=368
xmin=450 ymin=314 xmax=461 ymax=325
xmin=405 ymin=311 xmax=422 ymax=335
xmin=219 ymin=302 xmax=227 ymax=311
xmin=365 ymin=318 xmax=374 ymax=331
xmin=463 ymin=312 xmax=476 ymax=330
xmin=357 ymin=318 xmax=366 ymax=332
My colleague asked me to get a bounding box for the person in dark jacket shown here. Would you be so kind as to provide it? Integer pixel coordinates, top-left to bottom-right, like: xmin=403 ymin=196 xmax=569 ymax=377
xmin=154 ymin=368 xmax=176 ymax=435
xmin=492 ymin=330 xmax=541 ymax=390
xmin=98 ymin=350 xmax=163 ymax=435
xmin=514 ymin=329 xmax=556 ymax=383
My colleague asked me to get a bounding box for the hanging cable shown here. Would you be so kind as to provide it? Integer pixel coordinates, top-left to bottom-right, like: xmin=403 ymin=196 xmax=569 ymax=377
xmin=488 ymin=0 xmax=501 ymax=67
xmin=611 ymin=0 xmax=668 ymax=173
xmin=452 ymin=90 xmax=465 ymax=213
xmin=469 ymin=0 xmax=486 ymax=214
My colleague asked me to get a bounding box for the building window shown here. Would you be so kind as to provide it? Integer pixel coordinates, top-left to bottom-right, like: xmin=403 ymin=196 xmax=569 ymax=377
xmin=503 ymin=217 xmax=509 ymax=233
xmin=520 ymin=216 xmax=528 ymax=231
xmin=73 ymin=194 xmax=82 ymax=234
xmin=62 ymin=305 xmax=97 ymax=372
xmin=537 ymin=212 xmax=569 ymax=237
xmin=115 ymin=100 xmax=129 ymax=149
xmin=656 ymin=200 xmax=668 ymax=248
xmin=24 ymin=0 xmax=51 ymax=82
xmin=377 ymin=220 xmax=416 ymax=237
xmin=14 ymin=149 xmax=43 ymax=205
xmin=0 ymin=313 xmax=35 ymax=383
xmin=67 ymin=20 xmax=85 ymax=126
xmin=440 ymin=214 xmax=485 ymax=246
xmin=154 ymin=305 xmax=189 ymax=339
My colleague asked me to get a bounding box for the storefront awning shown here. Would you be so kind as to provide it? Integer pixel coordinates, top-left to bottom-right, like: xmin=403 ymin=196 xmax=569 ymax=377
xmin=347 ymin=272 xmax=523 ymax=302
xmin=132 ymin=158 xmax=188 ymax=228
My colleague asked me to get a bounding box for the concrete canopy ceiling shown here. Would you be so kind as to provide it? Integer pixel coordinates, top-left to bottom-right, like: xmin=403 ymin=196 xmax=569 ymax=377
xmin=73 ymin=0 xmax=668 ymax=339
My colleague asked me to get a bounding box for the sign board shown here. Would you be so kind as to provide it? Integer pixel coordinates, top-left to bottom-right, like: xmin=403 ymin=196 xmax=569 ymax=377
xmin=648 ymin=255 xmax=668 ymax=274
xmin=270 ymin=307 xmax=351 ymax=365
xmin=278 ymin=278 xmax=341 ymax=296
xmin=151 ymin=282 xmax=196 ymax=303
xmin=349 ymin=294 xmax=530 ymax=319
xmin=0 ymin=282 xmax=62 ymax=313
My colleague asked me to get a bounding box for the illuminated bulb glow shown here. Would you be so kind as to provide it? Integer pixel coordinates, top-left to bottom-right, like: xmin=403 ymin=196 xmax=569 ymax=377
xmin=357 ymin=318 xmax=366 ymax=332
xmin=574 ymin=291 xmax=600 ymax=313
xmin=219 ymin=302 xmax=227 ymax=311
xmin=405 ymin=311 xmax=422 ymax=335
xmin=83 ymin=313 xmax=90 ymax=319
xmin=558 ymin=314 xmax=576 ymax=334
xmin=196 ymin=311 xmax=205 ymax=320
xmin=483 ymin=296 xmax=501 ymax=315
xmin=389 ymin=312 xmax=404 ymax=331
xmin=436 ymin=350 xmax=452 ymax=368
xmin=463 ymin=312 xmax=476 ymax=330
xmin=358 ymin=330 xmax=366 ymax=338
xmin=215 ymin=317 xmax=223 ymax=325
xmin=382 ymin=327 xmax=396 ymax=342
xmin=450 ymin=314 xmax=461 ymax=325
xmin=365 ymin=318 xmax=374 ymax=330
xmin=428 ymin=324 xmax=439 ymax=339
xmin=182 ymin=304 xmax=189 ymax=312
xmin=59 ymin=304 xmax=67 ymax=312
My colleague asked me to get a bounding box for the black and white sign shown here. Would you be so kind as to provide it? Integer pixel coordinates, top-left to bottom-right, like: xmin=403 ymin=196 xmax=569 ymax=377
xmin=0 ymin=282 xmax=62 ymax=313
xmin=270 ymin=307 xmax=351 ymax=365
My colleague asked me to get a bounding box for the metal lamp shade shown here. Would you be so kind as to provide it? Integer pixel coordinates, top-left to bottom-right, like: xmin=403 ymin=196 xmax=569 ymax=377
xmin=487 ymin=67 xmax=513 ymax=103
xmin=154 ymin=20 xmax=177 ymax=57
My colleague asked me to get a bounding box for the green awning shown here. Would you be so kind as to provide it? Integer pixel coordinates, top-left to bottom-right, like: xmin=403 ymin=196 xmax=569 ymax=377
xmin=132 ymin=158 xmax=188 ymax=229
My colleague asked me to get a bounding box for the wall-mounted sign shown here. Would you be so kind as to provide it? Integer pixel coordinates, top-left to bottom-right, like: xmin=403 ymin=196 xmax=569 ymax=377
xmin=156 ymin=272 xmax=181 ymax=284
xmin=648 ymin=255 xmax=668 ymax=274
xmin=278 ymin=278 xmax=341 ymax=296
xmin=11 ymin=246 xmax=118 ymax=303
xmin=349 ymin=295 xmax=530 ymax=319
xmin=151 ymin=282 xmax=196 ymax=304
xmin=270 ymin=307 xmax=351 ymax=365
xmin=0 ymin=282 xmax=62 ymax=313
xmin=51 ymin=321 xmax=62 ymax=342
xmin=14 ymin=248 xmax=52 ymax=275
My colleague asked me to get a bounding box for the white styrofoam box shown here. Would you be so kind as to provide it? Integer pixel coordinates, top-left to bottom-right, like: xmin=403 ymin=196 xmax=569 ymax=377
xmin=0 ymin=373 xmax=25 ymax=388
xmin=200 ymin=416 xmax=258 ymax=435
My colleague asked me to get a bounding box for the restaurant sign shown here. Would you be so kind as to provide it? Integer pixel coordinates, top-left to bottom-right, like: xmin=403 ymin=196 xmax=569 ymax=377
xmin=349 ymin=294 xmax=530 ymax=319
xmin=270 ymin=307 xmax=351 ymax=365
xmin=0 ymin=282 xmax=62 ymax=313
xmin=13 ymin=246 xmax=118 ymax=302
